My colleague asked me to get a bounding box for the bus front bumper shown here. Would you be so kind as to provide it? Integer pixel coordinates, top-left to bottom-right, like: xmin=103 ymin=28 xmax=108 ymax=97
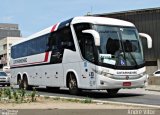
xmin=96 ymin=74 xmax=147 ymax=89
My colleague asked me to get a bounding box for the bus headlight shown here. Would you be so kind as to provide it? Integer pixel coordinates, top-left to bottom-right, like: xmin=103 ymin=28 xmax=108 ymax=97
xmin=99 ymin=72 xmax=114 ymax=78
xmin=94 ymin=69 xmax=114 ymax=78
xmin=106 ymin=73 xmax=114 ymax=78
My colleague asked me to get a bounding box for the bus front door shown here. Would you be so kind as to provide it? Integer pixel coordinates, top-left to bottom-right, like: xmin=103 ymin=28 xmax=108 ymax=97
xmin=80 ymin=61 xmax=96 ymax=89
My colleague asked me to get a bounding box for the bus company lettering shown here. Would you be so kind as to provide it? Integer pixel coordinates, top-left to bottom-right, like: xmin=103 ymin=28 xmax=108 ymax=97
xmin=117 ymin=71 xmax=137 ymax=75
xmin=13 ymin=58 xmax=27 ymax=64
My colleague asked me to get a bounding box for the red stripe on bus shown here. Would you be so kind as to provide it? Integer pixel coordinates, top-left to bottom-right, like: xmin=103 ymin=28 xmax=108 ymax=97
xmin=51 ymin=23 xmax=58 ymax=32
xmin=11 ymin=52 xmax=50 ymax=67
xmin=11 ymin=61 xmax=44 ymax=67
xmin=44 ymin=52 xmax=49 ymax=62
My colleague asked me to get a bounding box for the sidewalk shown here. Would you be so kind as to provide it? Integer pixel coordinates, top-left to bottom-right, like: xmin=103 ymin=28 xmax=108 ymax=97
xmin=145 ymin=85 xmax=160 ymax=92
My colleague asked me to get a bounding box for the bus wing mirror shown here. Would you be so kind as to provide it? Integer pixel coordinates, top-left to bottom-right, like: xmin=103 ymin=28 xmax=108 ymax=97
xmin=139 ymin=33 xmax=152 ymax=49
xmin=82 ymin=29 xmax=100 ymax=46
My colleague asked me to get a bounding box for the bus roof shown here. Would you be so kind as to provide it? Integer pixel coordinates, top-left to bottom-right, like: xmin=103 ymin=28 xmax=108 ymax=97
xmin=71 ymin=16 xmax=135 ymax=27
xmin=12 ymin=16 xmax=135 ymax=46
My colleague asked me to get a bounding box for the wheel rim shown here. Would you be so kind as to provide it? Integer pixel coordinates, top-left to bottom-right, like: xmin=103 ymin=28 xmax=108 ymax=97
xmin=23 ymin=80 xmax=27 ymax=89
xmin=69 ymin=76 xmax=77 ymax=89
xmin=18 ymin=79 xmax=21 ymax=85
xmin=18 ymin=79 xmax=22 ymax=88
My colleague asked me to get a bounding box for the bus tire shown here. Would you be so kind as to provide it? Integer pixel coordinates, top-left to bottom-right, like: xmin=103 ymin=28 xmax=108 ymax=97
xmin=68 ymin=73 xmax=80 ymax=95
xmin=107 ymin=89 xmax=119 ymax=96
xmin=17 ymin=77 xmax=23 ymax=89
xmin=23 ymin=76 xmax=32 ymax=90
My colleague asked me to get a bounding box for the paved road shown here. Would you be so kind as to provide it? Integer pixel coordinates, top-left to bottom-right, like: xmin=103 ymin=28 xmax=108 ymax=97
xmin=33 ymin=87 xmax=160 ymax=106
xmin=1 ymin=85 xmax=160 ymax=106
xmin=4 ymin=109 xmax=160 ymax=115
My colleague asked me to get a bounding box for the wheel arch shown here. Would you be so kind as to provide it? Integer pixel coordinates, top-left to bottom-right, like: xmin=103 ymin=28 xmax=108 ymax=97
xmin=17 ymin=72 xmax=22 ymax=83
xmin=22 ymin=72 xmax=29 ymax=83
xmin=65 ymin=69 xmax=80 ymax=88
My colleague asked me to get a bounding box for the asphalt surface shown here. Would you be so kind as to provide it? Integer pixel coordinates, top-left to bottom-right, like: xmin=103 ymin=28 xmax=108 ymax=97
xmin=1 ymin=85 xmax=160 ymax=106
xmin=3 ymin=109 xmax=160 ymax=115
xmin=33 ymin=87 xmax=160 ymax=106
xmin=1 ymin=86 xmax=160 ymax=115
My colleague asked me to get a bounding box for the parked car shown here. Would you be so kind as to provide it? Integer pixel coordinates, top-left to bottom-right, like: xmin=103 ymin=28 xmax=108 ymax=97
xmin=2 ymin=66 xmax=10 ymax=75
xmin=153 ymin=70 xmax=160 ymax=77
xmin=0 ymin=71 xmax=10 ymax=86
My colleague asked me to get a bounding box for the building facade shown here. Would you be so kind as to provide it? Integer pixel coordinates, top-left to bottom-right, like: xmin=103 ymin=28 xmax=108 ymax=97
xmin=0 ymin=23 xmax=21 ymax=39
xmin=0 ymin=23 xmax=22 ymax=68
xmin=0 ymin=37 xmax=22 ymax=68
xmin=95 ymin=7 xmax=160 ymax=74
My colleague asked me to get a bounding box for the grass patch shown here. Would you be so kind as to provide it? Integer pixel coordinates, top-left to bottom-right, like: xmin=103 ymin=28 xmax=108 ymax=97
xmin=50 ymin=97 xmax=93 ymax=104
xmin=80 ymin=98 xmax=92 ymax=103
xmin=44 ymin=96 xmax=50 ymax=99
xmin=0 ymin=87 xmax=93 ymax=104
xmin=0 ymin=87 xmax=37 ymax=103
xmin=52 ymin=97 xmax=60 ymax=100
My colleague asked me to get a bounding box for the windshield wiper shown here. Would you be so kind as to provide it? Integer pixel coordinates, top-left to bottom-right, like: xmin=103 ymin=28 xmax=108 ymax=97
xmin=128 ymin=52 xmax=138 ymax=66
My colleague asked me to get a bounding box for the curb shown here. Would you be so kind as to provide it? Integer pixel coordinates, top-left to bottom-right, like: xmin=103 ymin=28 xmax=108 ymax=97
xmin=145 ymin=85 xmax=160 ymax=92
xmin=145 ymin=89 xmax=160 ymax=92
xmin=39 ymin=95 xmax=160 ymax=109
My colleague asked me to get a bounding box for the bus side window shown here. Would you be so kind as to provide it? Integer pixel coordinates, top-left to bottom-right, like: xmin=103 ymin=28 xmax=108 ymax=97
xmin=48 ymin=26 xmax=76 ymax=64
xmin=61 ymin=27 xmax=76 ymax=51
xmin=84 ymin=34 xmax=95 ymax=63
xmin=48 ymin=32 xmax=62 ymax=64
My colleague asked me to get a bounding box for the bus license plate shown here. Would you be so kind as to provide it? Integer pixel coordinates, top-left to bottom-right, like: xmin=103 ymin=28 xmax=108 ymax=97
xmin=123 ymin=82 xmax=131 ymax=86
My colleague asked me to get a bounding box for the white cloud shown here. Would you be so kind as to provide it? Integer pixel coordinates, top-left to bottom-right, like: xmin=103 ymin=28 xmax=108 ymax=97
xmin=0 ymin=16 xmax=14 ymax=22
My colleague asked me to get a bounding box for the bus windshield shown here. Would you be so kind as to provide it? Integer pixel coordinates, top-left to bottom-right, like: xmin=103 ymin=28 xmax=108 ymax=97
xmin=93 ymin=25 xmax=144 ymax=67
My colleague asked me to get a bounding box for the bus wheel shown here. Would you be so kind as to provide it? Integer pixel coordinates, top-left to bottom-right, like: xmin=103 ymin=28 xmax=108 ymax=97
xmin=17 ymin=78 xmax=23 ymax=89
xmin=68 ymin=73 xmax=80 ymax=95
xmin=23 ymin=77 xmax=32 ymax=90
xmin=107 ymin=89 xmax=119 ymax=96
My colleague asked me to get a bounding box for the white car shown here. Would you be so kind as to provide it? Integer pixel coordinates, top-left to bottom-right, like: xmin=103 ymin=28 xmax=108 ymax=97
xmin=153 ymin=70 xmax=160 ymax=77
xmin=3 ymin=66 xmax=10 ymax=75
xmin=0 ymin=71 xmax=10 ymax=86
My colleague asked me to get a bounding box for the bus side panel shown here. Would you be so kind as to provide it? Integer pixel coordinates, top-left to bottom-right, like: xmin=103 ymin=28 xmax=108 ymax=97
xmin=10 ymin=67 xmax=37 ymax=86
xmin=40 ymin=64 xmax=63 ymax=87
xmin=79 ymin=61 xmax=96 ymax=89
xmin=11 ymin=66 xmax=39 ymax=86
xmin=11 ymin=63 xmax=64 ymax=87
xmin=63 ymin=62 xmax=81 ymax=88
xmin=10 ymin=68 xmax=20 ymax=85
xmin=62 ymin=49 xmax=82 ymax=88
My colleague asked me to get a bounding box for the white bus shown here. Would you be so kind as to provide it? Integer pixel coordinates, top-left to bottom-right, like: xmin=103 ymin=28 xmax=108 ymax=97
xmin=10 ymin=16 xmax=152 ymax=95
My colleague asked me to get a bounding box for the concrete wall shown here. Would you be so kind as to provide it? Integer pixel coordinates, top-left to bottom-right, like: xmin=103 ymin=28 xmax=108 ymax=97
xmin=146 ymin=66 xmax=157 ymax=75
xmin=148 ymin=77 xmax=160 ymax=85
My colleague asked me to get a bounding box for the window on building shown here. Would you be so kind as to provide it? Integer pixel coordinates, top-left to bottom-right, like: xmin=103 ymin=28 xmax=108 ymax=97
xmin=3 ymin=44 xmax=7 ymax=50
xmin=9 ymin=44 xmax=12 ymax=47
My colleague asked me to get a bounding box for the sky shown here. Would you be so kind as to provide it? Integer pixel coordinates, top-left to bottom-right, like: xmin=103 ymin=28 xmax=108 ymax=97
xmin=0 ymin=0 xmax=160 ymax=37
